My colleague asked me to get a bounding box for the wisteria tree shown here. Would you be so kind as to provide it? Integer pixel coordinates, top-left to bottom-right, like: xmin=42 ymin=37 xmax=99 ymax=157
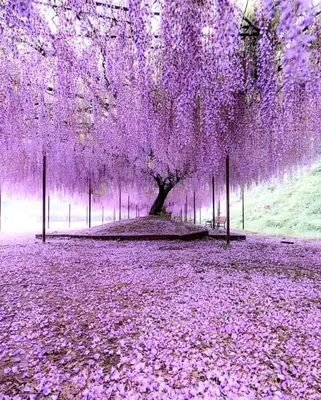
xmin=0 ymin=0 xmax=321 ymax=214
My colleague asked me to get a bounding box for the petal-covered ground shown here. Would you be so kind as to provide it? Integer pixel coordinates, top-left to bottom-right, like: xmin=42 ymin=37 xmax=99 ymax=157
xmin=0 ymin=234 xmax=320 ymax=400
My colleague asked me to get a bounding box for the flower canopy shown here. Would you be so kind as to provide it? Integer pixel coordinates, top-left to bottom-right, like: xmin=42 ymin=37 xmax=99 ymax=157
xmin=0 ymin=0 xmax=320 ymax=205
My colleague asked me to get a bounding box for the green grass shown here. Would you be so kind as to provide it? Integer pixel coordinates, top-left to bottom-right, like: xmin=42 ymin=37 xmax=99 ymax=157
xmin=231 ymin=162 xmax=321 ymax=239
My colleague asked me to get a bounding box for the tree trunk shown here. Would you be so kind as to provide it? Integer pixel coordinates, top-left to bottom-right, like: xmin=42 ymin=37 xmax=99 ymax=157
xmin=149 ymin=183 xmax=173 ymax=215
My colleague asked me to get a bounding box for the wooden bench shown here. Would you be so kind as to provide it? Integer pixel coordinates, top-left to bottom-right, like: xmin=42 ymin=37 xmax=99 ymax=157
xmin=205 ymin=217 xmax=227 ymax=229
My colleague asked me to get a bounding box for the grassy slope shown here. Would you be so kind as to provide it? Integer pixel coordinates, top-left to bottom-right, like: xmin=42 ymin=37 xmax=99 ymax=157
xmin=230 ymin=163 xmax=321 ymax=239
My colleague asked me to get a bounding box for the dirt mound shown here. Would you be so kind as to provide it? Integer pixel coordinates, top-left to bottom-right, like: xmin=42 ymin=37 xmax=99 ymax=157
xmin=72 ymin=216 xmax=207 ymax=236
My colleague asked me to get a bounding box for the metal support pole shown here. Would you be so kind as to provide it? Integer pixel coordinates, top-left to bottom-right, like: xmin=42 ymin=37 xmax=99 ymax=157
xmin=86 ymin=206 xmax=88 ymax=226
xmin=136 ymin=204 xmax=138 ymax=218
xmin=47 ymin=195 xmax=50 ymax=230
xmin=212 ymin=176 xmax=215 ymax=229
xmin=241 ymin=187 xmax=245 ymax=230
xmin=193 ymin=191 xmax=196 ymax=224
xmin=185 ymin=194 xmax=188 ymax=222
xmin=42 ymin=153 xmax=46 ymax=243
xmin=119 ymin=185 xmax=122 ymax=221
xmin=226 ymin=155 xmax=230 ymax=245
xmin=102 ymin=206 xmax=104 ymax=225
xmin=180 ymin=208 xmax=182 ymax=222
xmin=89 ymin=180 xmax=92 ymax=228
xmin=113 ymin=208 xmax=116 ymax=222
xmin=68 ymin=204 xmax=71 ymax=228
xmin=128 ymin=195 xmax=130 ymax=219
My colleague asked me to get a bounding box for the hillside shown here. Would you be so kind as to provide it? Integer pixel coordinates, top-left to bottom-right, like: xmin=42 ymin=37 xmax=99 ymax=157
xmin=230 ymin=163 xmax=321 ymax=239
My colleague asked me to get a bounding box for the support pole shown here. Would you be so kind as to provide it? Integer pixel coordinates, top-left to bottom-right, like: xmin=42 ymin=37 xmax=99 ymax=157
xmin=89 ymin=180 xmax=92 ymax=228
xmin=113 ymin=208 xmax=116 ymax=222
xmin=193 ymin=190 xmax=196 ymax=224
xmin=127 ymin=195 xmax=130 ymax=219
xmin=180 ymin=207 xmax=183 ymax=222
xmin=102 ymin=206 xmax=104 ymax=225
xmin=136 ymin=204 xmax=138 ymax=218
xmin=119 ymin=185 xmax=122 ymax=221
xmin=42 ymin=153 xmax=46 ymax=243
xmin=47 ymin=195 xmax=50 ymax=230
xmin=241 ymin=187 xmax=245 ymax=230
xmin=226 ymin=155 xmax=230 ymax=245
xmin=86 ymin=206 xmax=88 ymax=226
xmin=68 ymin=204 xmax=71 ymax=228
xmin=200 ymin=208 xmax=202 ymax=225
xmin=212 ymin=176 xmax=215 ymax=229
xmin=185 ymin=193 xmax=188 ymax=222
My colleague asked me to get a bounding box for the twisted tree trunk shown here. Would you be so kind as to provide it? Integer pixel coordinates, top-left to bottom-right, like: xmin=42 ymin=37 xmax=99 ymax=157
xmin=149 ymin=181 xmax=174 ymax=215
xmin=149 ymin=173 xmax=182 ymax=216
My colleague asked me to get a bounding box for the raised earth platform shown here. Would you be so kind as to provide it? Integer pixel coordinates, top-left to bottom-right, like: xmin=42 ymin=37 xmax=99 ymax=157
xmin=208 ymin=232 xmax=246 ymax=241
xmin=35 ymin=216 xmax=246 ymax=241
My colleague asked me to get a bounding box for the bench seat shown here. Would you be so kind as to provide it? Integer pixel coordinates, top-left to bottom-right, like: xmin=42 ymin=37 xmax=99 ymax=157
xmin=205 ymin=217 xmax=227 ymax=229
